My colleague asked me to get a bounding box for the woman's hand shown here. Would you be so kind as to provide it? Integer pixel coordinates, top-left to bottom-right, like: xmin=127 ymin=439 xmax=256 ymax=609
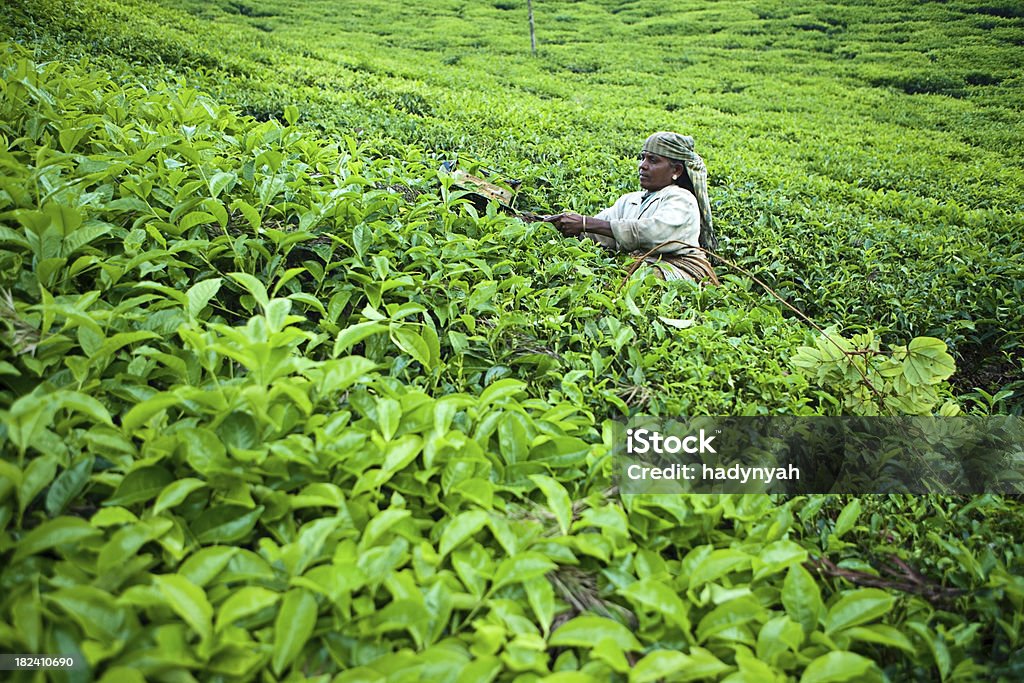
xmin=546 ymin=212 xmax=612 ymax=239
xmin=551 ymin=212 xmax=586 ymax=236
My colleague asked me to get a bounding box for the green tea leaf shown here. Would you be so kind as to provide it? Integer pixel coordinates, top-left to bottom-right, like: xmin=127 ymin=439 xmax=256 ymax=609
xmin=265 ymin=297 xmax=293 ymax=332
xmin=208 ymin=171 xmax=237 ymax=198
xmin=179 ymin=211 xmax=217 ymax=231
xmin=530 ymin=474 xmax=572 ymax=536
xmin=497 ymin=411 xmax=530 ymax=465
xmin=58 ymin=393 xmax=114 ymax=423
xmin=833 ymin=498 xmax=861 ymax=538
xmin=180 ymin=546 xmax=239 ymax=587
xmin=97 ymin=518 xmax=171 ymax=572
xmin=358 ymin=508 xmax=411 ymax=551
xmin=479 ymin=378 xmax=527 ymax=405
xmin=58 ymin=125 xmax=90 ymax=153
xmin=152 ymin=478 xmax=207 ymax=516
xmin=753 ymin=540 xmax=808 ymax=580
xmin=47 ymin=586 xmax=129 ymax=642
xmin=391 ymin=325 xmax=433 ymax=368
xmin=230 ymin=198 xmax=261 ymax=230
xmin=18 ymin=454 xmax=57 ymax=516
xmin=44 ymin=202 xmax=83 ymax=236
xmin=13 ymin=517 xmax=102 ymax=562
xmin=486 ymin=516 xmax=519 ymax=557
xmin=0 ymin=226 xmax=30 ymax=249
xmin=688 ymin=548 xmax=751 ymax=590
xmin=332 ymin=321 xmax=387 ymax=357
xmin=842 ymin=625 xmax=915 ymax=654
xmin=228 ymin=271 xmax=270 ymax=310
xmin=217 ymin=411 xmax=260 ymax=451
xmin=383 ymin=434 xmax=422 ymax=473
xmin=620 ymin=579 xmax=692 ymax=636
xmin=630 ymin=648 xmax=731 ymax=683
xmin=216 ymin=586 xmax=280 ymax=632
xmin=906 ymin=621 xmax=952 ymax=681
xmin=376 ymin=397 xmax=402 ymax=441
xmin=696 ymin=596 xmax=762 ymax=643
xmin=6 ymin=390 xmax=113 ymax=453
xmin=105 ymin=466 xmax=174 ymax=507
xmin=63 ymin=219 xmax=114 ymax=256
xmin=549 ymin=615 xmax=642 ymax=652
xmin=353 ymin=222 xmax=371 ymax=260
xmin=45 ymin=455 xmax=94 ymax=517
xmin=186 ymin=277 xmax=222 ymax=319
xmin=288 ymin=291 xmax=327 ymax=316
xmin=524 ymin=576 xmax=556 ymax=636
xmin=290 ymin=483 xmax=347 ymax=509
xmin=658 ymin=316 xmax=696 ymax=330
xmin=491 ymin=552 xmax=557 ymax=592
xmin=272 ymin=588 xmax=318 ymax=675
xmin=312 ymin=356 xmax=377 ymax=395
xmin=800 ymin=651 xmax=880 ymax=683
xmin=756 ymin=615 xmax=805 ymax=664
xmin=192 ymin=505 xmax=265 ymax=544
xmin=439 ymin=510 xmax=489 ymax=558
xmin=824 ymin=589 xmax=895 ymax=635
xmin=153 ymin=574 xmax=213 ymax=643
xmin=13 ymin=592 xmax=41 ymax=652
xmin=782 ymin=564 xmax=823 ymax=635
xmin=121 ymin=392 xmax=183 ymax=432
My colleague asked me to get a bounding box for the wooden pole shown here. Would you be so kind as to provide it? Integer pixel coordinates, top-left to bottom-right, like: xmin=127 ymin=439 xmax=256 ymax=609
xmin=528 ymin=0 xmax=536 ymax=56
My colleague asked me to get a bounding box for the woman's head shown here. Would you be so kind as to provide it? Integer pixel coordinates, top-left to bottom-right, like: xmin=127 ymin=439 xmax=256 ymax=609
xmin=638 ymin=131 xmax=697 ymax=192
xmin=637 ymin=150 xmax=685 ymax=191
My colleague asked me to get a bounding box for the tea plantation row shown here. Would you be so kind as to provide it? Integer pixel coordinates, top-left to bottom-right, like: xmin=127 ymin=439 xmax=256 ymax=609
xmin=1 ymin=0 xmax=1023 ymax=681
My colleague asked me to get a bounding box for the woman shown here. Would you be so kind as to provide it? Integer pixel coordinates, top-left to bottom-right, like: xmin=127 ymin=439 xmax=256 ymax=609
xmin=543 ymin=131 xmax=719 ymax=283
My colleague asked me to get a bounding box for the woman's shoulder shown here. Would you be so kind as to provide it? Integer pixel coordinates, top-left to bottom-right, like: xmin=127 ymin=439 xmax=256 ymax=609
xmin=654 ymin=186 xmax=699 ymax=215
xmin=658 ymin=184 xmax=698 ymax=204
xmin=615 ymin=189 xmax=646 ymax=203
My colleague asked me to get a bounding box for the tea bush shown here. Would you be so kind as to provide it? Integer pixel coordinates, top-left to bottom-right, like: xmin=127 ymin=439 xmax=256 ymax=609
xmin=1 ymin=0 xmax=1023 ymax=680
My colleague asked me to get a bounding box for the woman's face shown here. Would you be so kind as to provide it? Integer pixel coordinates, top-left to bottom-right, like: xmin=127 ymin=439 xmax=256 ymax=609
xmin=637 ymin=151 xmax=679 ymax=191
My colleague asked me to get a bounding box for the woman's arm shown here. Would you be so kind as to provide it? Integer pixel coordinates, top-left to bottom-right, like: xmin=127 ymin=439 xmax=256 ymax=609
xmin=552 ymin=213 xmax=613 ymax=238
xmin=550 ymin=189 xmax=700 ymax=253
xmin=543 ymin=192 xmax=631 ymax=240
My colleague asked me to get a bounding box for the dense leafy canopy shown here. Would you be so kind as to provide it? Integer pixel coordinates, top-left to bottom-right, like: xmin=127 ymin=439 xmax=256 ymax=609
xmin=0 ymin=0 xmax=1022 ymax=681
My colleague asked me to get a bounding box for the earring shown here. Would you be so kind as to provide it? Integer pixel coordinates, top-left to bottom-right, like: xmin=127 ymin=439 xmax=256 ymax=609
xmin=672 ymin=175 xmax=679 ymax=180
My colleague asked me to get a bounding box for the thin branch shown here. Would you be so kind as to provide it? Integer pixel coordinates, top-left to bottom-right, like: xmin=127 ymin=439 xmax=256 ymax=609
xmin=807 ymin=554 xmax=965 ymax=605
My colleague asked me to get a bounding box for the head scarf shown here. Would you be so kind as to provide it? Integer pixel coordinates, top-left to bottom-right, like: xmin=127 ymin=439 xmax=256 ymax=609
xmin=642 ymin=132 xmax=719 ymax=254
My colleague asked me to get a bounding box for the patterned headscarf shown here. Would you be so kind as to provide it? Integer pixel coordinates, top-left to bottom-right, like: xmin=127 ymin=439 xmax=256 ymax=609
xmin=642 ymin=132 xmax=719 ymax=254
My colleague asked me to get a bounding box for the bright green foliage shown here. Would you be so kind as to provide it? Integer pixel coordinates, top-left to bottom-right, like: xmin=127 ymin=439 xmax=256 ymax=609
xmin=0 ymin=0 xmax=1023 ymax=681
xmin=793 ymin=328 xmax=960 ymax=415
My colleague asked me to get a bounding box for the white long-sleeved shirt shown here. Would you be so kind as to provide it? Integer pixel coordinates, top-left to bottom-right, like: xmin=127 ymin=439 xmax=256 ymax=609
xmin=585 ymin=185 xmax=705 ymax=279
xmin=591 ymin=185 xmax=702 ymax=255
